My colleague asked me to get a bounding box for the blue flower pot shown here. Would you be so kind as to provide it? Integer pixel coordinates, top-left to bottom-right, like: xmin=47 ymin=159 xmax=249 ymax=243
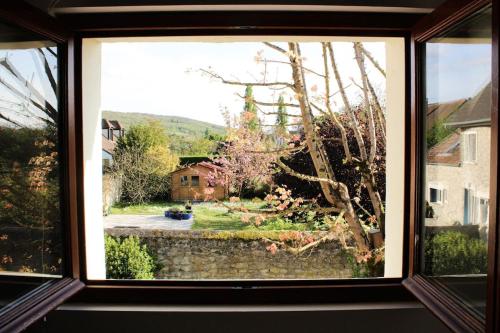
xmin=182 ymin=213 xmax=193 ymax=220
xmin=164 ymin=211 xmax=171 ymax=218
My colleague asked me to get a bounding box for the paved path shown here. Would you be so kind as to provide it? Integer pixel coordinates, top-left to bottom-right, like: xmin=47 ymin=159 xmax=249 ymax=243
xmin=104 ymin=214 xmax=193 ymax=230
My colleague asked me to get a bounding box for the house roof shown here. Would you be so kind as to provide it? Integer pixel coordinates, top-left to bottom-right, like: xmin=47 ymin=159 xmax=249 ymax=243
xmin=427 ymin=131 xmax=461 ymax=166
xmin=444 ymin=83 xmax=491 ymax=129
xmin=109 ymin=120 xmax=124 ymax=130
xmin=102 ymin=137 xmax=117 ymax=155
xmin=171 ymin=161 xmax=222 ymax=174
xmin=426 ymin=99 xmax=467 ymax=130
xmin=102 ymin=118 xmax=113 ymax=129
xmin=102 ymin=118 xmax=124 ymax=130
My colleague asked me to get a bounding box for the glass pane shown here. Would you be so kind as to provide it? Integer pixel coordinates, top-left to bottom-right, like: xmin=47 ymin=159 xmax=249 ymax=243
xmin=422 ymin=6 xmax=491 ymax=317
xmin=94 ymin=37 xmax=405 ymax=280
xmin=0 ymin=21 xmax=63 ymax=309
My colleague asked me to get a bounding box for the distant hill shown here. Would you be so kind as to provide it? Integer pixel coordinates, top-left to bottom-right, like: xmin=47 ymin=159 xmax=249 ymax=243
xmin=102 ymin=111 xmax=225 ymax=139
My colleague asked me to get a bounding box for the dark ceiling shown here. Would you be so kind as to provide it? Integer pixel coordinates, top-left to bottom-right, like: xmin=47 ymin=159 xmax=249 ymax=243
xmin=25 ymin=0 xmax=447 ymax=15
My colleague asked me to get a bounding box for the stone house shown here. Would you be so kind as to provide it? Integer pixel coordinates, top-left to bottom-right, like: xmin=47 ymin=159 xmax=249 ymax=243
xmin=170 ymin=162 xmax=228 ymax=201
xmin=425 ymin=83 xmax=491 ymax=228
xmin=101 ymin=118 xmax=125 ymax=167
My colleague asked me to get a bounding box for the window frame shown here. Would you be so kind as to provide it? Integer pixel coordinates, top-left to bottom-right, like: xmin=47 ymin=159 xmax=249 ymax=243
xmin=403 ymin=0 xmax=500 ymax=332
xmin=65 ymin=8 xmax=416 ymax=296
xmin=429 ymin=185 xmax=445 ymax=204
xmin=191 ymin=175 xmax=200 ymax=187
xmin=5 ymin=1 xmax=499 ymax=332
xmin=462 ymin=130 xmax=478 ymax=163
xmin=0 ymin=2 xmax=84 ymax=332
xmin=180 ymin=175 xmax=189 ymax=187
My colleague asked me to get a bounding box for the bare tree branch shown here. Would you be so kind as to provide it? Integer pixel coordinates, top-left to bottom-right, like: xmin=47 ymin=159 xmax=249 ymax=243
xmin=360 ymin=45 xmax=386 ymax=78
xmin=200 ymin=68 xmax=295 ymax=89
xmin=327 ymin=42 xmax=368 ymax=162
xmin=258 ymin=59 xmax=326 ymax=78
xmin=263 ymin=42 xmax=288 ymax=55
xmin=321 ymin=42 xmax=352 ymax=162
xmin=236 ymin=93 xmax=300 ymax=108
xmin=353 ymin=42 xmax=377 ymax=164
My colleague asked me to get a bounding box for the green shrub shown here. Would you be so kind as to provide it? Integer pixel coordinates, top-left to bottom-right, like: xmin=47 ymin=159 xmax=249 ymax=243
xmin=425 ymin=231 xmax=487 ymax=275
xmin=104 ymin=235 xmax=159 ymax=279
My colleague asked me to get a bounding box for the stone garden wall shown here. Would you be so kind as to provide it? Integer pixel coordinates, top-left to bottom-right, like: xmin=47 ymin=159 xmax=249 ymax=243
xmin=105 ymin=228 xmax=353 ymax=279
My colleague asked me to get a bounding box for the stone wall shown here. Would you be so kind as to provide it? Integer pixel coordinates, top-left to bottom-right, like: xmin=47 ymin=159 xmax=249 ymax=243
xmin=105 ymin=229 xmax=353 ymax=279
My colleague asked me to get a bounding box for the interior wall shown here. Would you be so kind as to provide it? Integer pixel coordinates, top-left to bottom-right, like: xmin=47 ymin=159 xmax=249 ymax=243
xmin=82 ymin=38 xmax=106 ymax=279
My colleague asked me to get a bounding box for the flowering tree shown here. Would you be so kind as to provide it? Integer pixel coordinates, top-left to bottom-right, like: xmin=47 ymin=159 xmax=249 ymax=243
xmin=201 ymin=41 xmax=386 ymax=259
xmin=207 ymin=113 xmax=276 ymax=197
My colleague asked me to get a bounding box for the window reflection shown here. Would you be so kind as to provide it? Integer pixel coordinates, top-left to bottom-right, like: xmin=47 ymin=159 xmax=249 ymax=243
xmin=0 ymin=21 xmax=63 ymax=308
xmin=422 ymin=7 xmax=491 ymax=317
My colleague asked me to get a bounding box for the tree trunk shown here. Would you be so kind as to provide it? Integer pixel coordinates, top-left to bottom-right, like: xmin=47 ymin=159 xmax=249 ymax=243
xmin=287 ymin=42 xmax=370 ymax=253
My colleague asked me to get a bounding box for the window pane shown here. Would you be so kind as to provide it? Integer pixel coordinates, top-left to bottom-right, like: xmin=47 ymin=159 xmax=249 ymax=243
xmin=422 ymin=6 xmax=491 ymax=317
xmin=94 ymin=37 xmax=406 ymax=280
xmin=0 ymin=22 xmax=63 ymax=308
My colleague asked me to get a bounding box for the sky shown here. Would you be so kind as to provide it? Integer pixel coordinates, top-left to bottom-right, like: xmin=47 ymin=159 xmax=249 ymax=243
xmin=100 ymin=41 xmax=386 ymax=126
xmin=425 ymin=42 xmax=491 ymax=104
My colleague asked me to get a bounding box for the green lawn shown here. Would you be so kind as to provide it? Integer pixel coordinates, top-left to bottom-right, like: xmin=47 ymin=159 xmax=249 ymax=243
xmin=110 ymin=200 xmax=308 ymax=231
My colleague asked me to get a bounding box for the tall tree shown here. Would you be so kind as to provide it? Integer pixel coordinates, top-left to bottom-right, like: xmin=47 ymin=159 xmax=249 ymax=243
xmin=242 ymin=85 xmax=259 ymax=131
xmin=113 ymin=121 xmax=179 ymax=203
xmin=275 ymin=94 xmax=288 ymax=133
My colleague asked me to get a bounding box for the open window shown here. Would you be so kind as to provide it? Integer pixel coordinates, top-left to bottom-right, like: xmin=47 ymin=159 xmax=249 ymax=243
xmin=80 ymin=36 xmax=406 ymax=281
xmin=404 ymin=1 xmax=499 ymax=331
xmin=1 ymin=0 xmax=499 ymax=332
xmin=0 ymin=3 xmax=83 ymax=332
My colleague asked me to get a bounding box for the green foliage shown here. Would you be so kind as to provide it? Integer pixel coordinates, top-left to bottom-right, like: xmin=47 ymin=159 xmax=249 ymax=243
xmin=179 ymin=156 xmax=211 ymax=165
xmin=0 ymin=126 xmax=63 ymax=274
xmin=104 ymin=235 xmax=159 ymax=279
xmin=112 ymin=122 xmax=179 ymax=204
xmin=240 ymin=182 xmax=271 ymax=199
xmin=255 ymin=218 xmax=307 ymax=231
xmin=242 ymin=85 xmax=259 ymax=131
xmin=346 ymin=250 xmax=384 ymax=278
xmin=276 ymin=95 xmax=288 ymax=132
xmin=425 ymin=231 xmax=488 ymax=275
xmin=116 ymin=120 xmax=167 ymax=153
xmin=426 ymin=119 xmax=454 ymax=148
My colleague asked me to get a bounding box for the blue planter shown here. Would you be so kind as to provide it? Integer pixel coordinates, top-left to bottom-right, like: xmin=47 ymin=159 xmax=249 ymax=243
xmin=165 ymin=211 xmax=192 ymax=220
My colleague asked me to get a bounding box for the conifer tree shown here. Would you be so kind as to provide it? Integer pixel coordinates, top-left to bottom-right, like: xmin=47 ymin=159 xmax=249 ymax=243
xmin=276 ymin=94 xmax=288 ymax=133
xmin=242 ymin=85 xmax=259 ymax=131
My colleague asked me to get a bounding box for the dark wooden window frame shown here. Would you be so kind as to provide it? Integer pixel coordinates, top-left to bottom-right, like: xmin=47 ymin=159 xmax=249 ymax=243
xmin=64 ymin=10 xmax=416 ymax=299
xmin=0 ymin=3 xmax=84 ymax=332
xmin=402 ymin=0 xmax=500 ymax=332
xmin=0 ymin=1 xmax=499 ymax=332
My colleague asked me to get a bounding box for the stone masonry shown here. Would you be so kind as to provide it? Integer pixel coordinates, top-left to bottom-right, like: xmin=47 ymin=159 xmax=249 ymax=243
xmin=105 ymin=229 xmax=353 ymax=279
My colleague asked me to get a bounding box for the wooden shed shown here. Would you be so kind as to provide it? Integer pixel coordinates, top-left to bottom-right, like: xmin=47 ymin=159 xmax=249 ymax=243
xmin=170 ymin=162 xmax=228 ymax=201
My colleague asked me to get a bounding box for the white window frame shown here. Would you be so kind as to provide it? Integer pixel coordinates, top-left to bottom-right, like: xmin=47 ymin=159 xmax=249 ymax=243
xmin=462 ymin=131 xmax=477 ymax=163
xmin=180 ymin=175 xmax=189 ymax=186
xmin=429 ymin=184 xmax=446 ymax=205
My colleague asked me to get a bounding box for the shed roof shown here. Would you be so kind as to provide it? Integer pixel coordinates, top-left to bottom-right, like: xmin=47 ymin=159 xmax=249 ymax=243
xmin=171 ymin=161 xmax=222 ymax=174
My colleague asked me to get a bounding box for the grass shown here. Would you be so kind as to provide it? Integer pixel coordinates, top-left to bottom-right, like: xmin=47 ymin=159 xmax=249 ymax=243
xmin=109 ymin=200 xmax=309 ymax=231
